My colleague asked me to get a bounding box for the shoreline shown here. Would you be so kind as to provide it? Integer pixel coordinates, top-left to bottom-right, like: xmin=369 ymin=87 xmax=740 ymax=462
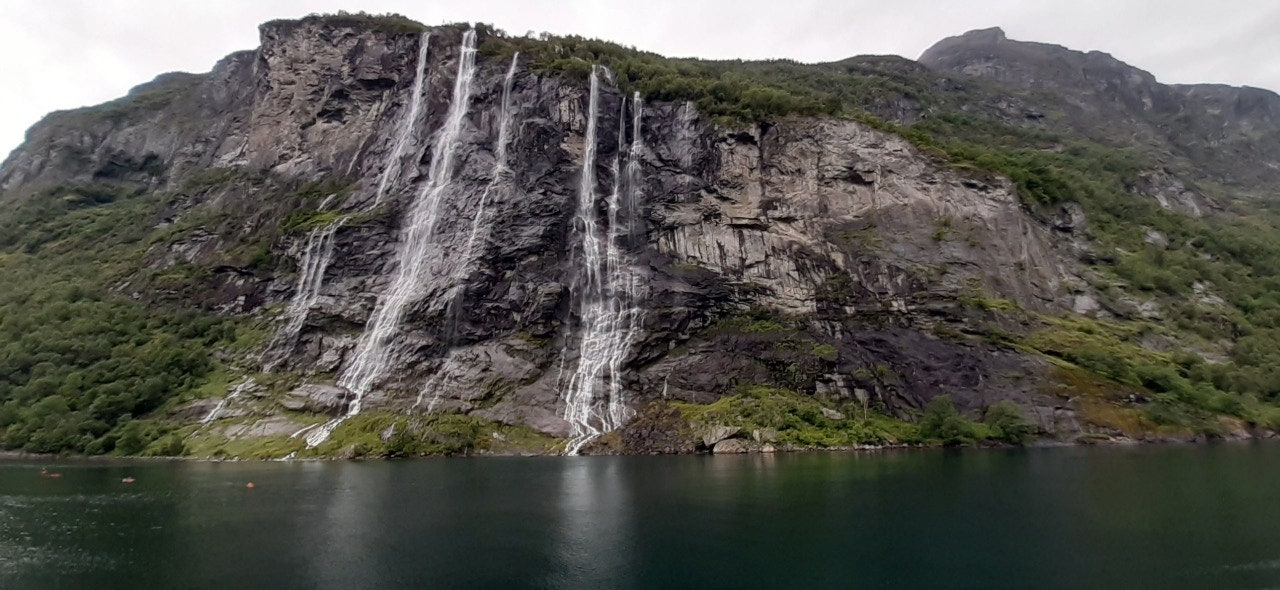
xmin=3 ymin=430 xmax=1275 ymax=463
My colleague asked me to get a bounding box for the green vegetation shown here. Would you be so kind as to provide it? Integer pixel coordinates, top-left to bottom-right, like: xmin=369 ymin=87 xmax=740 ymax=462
xmin=180 ymin=167 xmax=254 ymax=192
xmin=184 ymin=429 xmax=310 ymax=461
xmin=0 ymin=181 xmax=239 ymax=455
xmin=916 ymin=396 xmax=1037 ymax=446
xmin=713 ymin=309 xmax=790 ymax=334
xmin=1023 ymin=315 xmax=1267 ymax=429
xmin=480 ymin=32 xmax=836 ymax=124
xmin=281 ymin=210 xmax=346 ymax=234
xmin=269 ymin=11 xmax=427 ymax=35
xmin=286 ymin=178 xmax=354 ymax=203
xmin=306 ymin=412 xmax=555 ymax=459
xmin=0 ymin=160 xmax=397 ymax=456
xmin=917 ymin=396 xmax=978 ymax=445
xmin=982 ymin=401 xmax=1038 ymax=444
xmin=674 ymin=385 xmax=919 ymax=447
xmin=3 ymin=15 xmax=1279 ymax=456
xmin=55 ymin=73 xmax=204 ymax=126
xmin=277 ymin=179 xmax=361 ymax=233
xmin=674 ymin=387 xmax=1037 ymax=448
xmin=0 ymin=183 xmax=144 ymax=253
xmin=181 ymin=411 xmax=555 ymax=459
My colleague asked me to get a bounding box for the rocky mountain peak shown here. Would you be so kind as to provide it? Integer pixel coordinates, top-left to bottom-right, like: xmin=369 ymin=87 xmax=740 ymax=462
xmin=918 ymin=26 xmax=1280 ymax=194
xmin=927 ymin=26 xmax=1007 ymax=50
xmin=920 ymin=27 xmax=1158 ymax=90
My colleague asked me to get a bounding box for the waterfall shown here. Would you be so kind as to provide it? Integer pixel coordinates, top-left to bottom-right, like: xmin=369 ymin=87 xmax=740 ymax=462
xmin=261 ymin=219 xmax=341 ymax=372
xmin=419 ymin=52 xmax=521 ymax=413
xmin=608 ymin=92 xmax=647 ymax=426
xmin=306 ymin=29 xmax=479 ymax=448
xmin=560 ymin=68 xmax=604 ymax=453
xmin=260 ymin=33 xmax=432 ymax=372
xmin=623 ymin=93 xmax=646 ymax=248
xmin=373 ymin=33 xmax=433 ymax=207
xmin=675 ymin=101 xmax=698 ymax=169
xmin=560 ymin=74 xmax=647 ymax=455
xmin=460 ymin=52 xmax=519 ymax=271
xmin=202 ymin=378 xmax=256 ymax=424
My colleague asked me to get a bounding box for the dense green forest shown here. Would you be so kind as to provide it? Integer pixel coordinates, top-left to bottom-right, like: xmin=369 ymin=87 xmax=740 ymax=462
xmin=0 ymin=180 xmax=240 ymax=454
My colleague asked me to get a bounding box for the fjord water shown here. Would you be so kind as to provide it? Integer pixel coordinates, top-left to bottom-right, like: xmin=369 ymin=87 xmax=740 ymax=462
xmin=4 ymin=445 xmax=1280 ymax=589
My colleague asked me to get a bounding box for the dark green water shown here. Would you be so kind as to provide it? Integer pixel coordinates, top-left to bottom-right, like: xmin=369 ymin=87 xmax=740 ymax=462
xmin=3 ymin=444 xmax=1280 ymax=589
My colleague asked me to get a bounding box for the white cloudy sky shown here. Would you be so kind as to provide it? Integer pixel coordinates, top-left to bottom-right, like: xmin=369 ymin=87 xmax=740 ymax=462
xmin=2 ymin=0 xmax=1278 ymax=160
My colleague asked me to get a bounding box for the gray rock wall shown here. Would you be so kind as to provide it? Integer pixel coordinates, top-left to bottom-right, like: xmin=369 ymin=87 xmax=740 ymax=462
xmin=0 ymin=18 xmax=1089 ymax=442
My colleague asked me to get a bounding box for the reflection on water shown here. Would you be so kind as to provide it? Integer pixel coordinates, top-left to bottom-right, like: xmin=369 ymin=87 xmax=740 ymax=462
xmin=3 ymin=444 xmax=1280 ymax=589
xmin=551 ymin=458 xmax=633 ymax=588
xmin=305 ymin=463 xmax=391 ymax=588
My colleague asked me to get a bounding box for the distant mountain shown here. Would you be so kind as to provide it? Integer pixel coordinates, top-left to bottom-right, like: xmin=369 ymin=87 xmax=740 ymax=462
xmin=920 ymin=27 xmax=1280 ymax=197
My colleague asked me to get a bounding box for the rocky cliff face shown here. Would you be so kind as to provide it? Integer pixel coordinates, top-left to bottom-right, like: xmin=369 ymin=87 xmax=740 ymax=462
xmin=7 ymin=16 xmax=1271 ymax=456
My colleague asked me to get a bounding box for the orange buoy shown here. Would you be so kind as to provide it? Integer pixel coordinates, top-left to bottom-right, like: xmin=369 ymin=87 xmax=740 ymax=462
xmin=245 ymin=482 xmax=255 ymax=489
xmin=122 ymin=477 xmax=136 ymax=484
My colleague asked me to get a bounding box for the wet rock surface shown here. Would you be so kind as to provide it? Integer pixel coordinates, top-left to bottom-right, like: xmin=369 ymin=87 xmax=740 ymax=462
xmin=10 ymin=16 xmax=1268 ymax=454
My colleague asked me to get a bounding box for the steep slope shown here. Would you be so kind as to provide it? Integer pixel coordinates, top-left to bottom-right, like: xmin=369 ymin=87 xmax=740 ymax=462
xmin=1 ymin=14 xmax=1277 ymax=458
xmin=919 ymin=27 xmax=1280 ymax=198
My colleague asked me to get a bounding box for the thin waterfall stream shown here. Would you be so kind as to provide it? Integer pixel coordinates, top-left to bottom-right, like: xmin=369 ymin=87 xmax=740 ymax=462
xmin=306 ymin=29 xmax=479 ymax=447
xmin=259 ymin=33 xmax=432 ymax=374
xmin=419 ymin=52 xmax=521 ymax=412
xmin=560 ymin=71 xmax=647 ymax=455
xmin=200 ymin=377 xmax=256 ymax=424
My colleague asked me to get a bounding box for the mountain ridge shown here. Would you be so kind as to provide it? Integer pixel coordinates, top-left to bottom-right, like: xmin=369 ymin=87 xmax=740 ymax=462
xmin=1 ymin=13 xmax=1277 ymax=458
xmin=919 ymin=26 xmax=1280 ymax=196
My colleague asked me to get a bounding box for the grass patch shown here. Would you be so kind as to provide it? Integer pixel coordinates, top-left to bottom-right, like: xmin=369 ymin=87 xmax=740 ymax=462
xmin=303 ymin=411 xmax=555 ymax=458
xmin=672 ymin=387 xmax=1038 ymax=449
xmin=281 ymin=210 xmax=345 ymax=234
xmin=185 ymin=430 xmax=310 ymax=460
xmin=673 ymin=385 xmax=920 ymax=448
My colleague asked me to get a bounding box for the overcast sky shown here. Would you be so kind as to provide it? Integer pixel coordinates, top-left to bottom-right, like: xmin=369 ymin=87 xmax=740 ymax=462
xmin=3 ymin=0 xmax=1278 ymax=161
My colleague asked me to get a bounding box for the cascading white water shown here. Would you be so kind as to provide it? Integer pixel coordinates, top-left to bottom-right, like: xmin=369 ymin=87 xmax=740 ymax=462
xmin=419 ymin=52 xmax=521 ymax=413
xmin=260 ymin=33 xmax=432 ymax=373
xmin=261 ymin=219 xmax=341 ymax=372
xmin=674 ymin=101 xmax=698 ymax=169
xmin=459 ymin=52 xmax=519 ymax=272
xmin=622 ymin=93 xmax=646 ymax=248
xmin=372 ymin=33 xmax=433 ymax=208
xmin=560 ymin=73 xmax=647 ymax=455
xmin=606 ymin=92 xmax=647 ymax=427
xmin=306 ymin=29 xmax=479 ymax=448
xmin=560 ymin=68 xmax=605 ymax=452
xmin=202 ymin=378 xmax=256 ymax=424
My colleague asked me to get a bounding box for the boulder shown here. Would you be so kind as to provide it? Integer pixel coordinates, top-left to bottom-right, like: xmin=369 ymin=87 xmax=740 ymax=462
xmin=712 ymin=438 xmax=750 ymax=454
xmin=280 ymin=384 xmax=349 ymax=414
xmin=698 ymin=425 xmax=741 ymax=448
xmin=752 ymin=428 xmax=779 ymax=443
